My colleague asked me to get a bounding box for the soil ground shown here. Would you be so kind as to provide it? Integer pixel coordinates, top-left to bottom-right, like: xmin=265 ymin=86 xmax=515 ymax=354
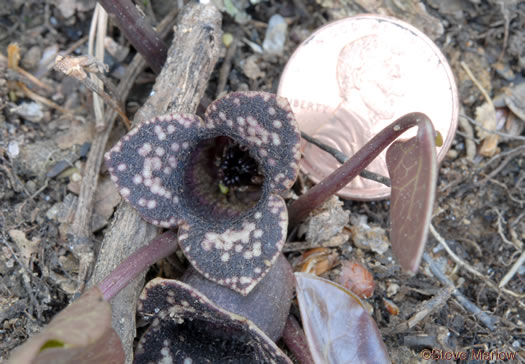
xmin=0 ymin=0 xmax=524 ymax=363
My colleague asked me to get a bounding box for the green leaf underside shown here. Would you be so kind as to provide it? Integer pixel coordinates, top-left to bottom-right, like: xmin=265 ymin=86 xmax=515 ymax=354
xmin=386 ymin=119 xmax=437 ymax=272
xmin=295 ymin=273 xmax=391 ymax=364
xmin=39 ymin=339 xmax=66 ymax=351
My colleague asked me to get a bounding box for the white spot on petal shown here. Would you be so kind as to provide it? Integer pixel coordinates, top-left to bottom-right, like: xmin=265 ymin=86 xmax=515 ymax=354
xmin=240 ymin=276 xmax=252 ymax=284
xmin=147 ymin=200 xmax=157 ymax=209
xmin=272 ymin=132 xmax=281 ymax=146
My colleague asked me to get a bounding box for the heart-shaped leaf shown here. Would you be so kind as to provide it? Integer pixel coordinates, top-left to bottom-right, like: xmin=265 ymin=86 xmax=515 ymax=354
xmin=7 ymin=287 xmax=124 ymax=364
xmin=386 ymin=119 xmax=437 ymax=272
xmin=295 ymin=273 xmax=391 ymax=364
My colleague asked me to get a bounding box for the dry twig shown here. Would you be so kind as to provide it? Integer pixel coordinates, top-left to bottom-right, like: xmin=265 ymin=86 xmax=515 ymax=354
xmin=461 ymin=61 xmax=499 ymax=156
xmin=87 ymin=5 xmax=222 ymax=363
xmin=54 ymin=55 xmax=131 ymax=130
xmin=88 ymin=3 xmax=109 ymax=131
xmin=216 ymin=33 xmax=238 ymax=97
xmin=385 ymin=286 xmax=454 ymax=334
xmin=462 ymin=114 xmax=525 ymax=142
xmin=300 ymin=131 xmax=391 ymax=187
xmin=499 ymin=249 xmax=525 ymax=288
xmin=57 ymin=8 xmax=179 ymax=295
xmin=422 ymin=252 xmax=497 ymax=331
xmin=430 ymin=224 xmax=525 ymax=302
xmin=5 ymin=43 xmax=71 ymax=115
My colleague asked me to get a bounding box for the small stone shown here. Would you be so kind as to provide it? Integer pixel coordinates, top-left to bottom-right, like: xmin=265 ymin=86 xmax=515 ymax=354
xmin=35 ymin=45 xmax=59 ymax=78
xmin=55 ymin=0 xmax=76 ymax=18
xmin=71 ymin=172 xmax=82 ymax=182
xmin=240 ymin=55 xmax=265 ymax=80
xmin=386 ymin=282 xmax=400 ymax=298
xmin=8 ymin=229 xmax=39 ymax=266
xmin=299 ymin=195 xmax=350 ymax=245
xmin=7 ymin=140 xmax=19 ymax=158
xmin=10 ymin=102 xmax=44 ymax=123
xmin=349 ymin=214 xmax=389 ymax=254
xmin=493 ymin=62 xmax=515 ymax=81
xmin=21 ymin=46 xmax=42 ymax=70
xmin=321 ymin=230 xmax=351 ymax=248
xmin=446 ymin=149 xmax=458 ymax=159
xmin=104 ymin=36 xmax=129 ymax=62
xmin=262 ymin=14 xmax=287 ymax=55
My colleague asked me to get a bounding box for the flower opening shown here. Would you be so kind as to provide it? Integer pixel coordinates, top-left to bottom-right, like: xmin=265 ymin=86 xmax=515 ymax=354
xmin=105 ymin=92 xmax=301 ymax=295
xmin=182 ymin=136 xmax=264 ymax=223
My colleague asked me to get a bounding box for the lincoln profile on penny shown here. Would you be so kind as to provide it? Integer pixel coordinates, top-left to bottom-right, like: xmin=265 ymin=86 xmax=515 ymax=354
xmin=105 ymin=91 xmax=301 ymax=295
xmin=309 ymin=34 xmax=406 ymax=189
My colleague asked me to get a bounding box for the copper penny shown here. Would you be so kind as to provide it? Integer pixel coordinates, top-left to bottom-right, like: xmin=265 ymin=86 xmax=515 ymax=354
xmin=278 ymin=15 xmax=458 ymax=200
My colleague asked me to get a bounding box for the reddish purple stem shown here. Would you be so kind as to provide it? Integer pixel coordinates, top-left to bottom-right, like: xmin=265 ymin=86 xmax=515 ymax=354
xmin=282 ymin=315 xmax=315 ymax=364
xmin=98 ymin=230 xmax=178 ymax=301
xmin=288 ymin=112 xmax=430 ymax=227
xmin=98 ymin=0 xmax=168 ymax=74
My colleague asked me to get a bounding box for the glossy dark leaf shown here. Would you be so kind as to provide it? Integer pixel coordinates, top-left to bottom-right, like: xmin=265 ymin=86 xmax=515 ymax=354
xmin=8 ymin=287 xmax=124 ymax=364
xmin=295 ymin=273 xmax=391 ymax=364
xmin=386 ymin=118 xmax=437 ymax=272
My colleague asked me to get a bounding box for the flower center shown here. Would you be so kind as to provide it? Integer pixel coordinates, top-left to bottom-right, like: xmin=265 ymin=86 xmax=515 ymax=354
xmin=182 ymin=137 xmax=264 ymax=222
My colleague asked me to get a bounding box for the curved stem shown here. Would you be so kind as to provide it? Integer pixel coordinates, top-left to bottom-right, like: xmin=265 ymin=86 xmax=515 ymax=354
xmin=282 ymin=314 xmax=315 ymax=364
xmin=288 ymin=112 xmax=430 ymax=227
xmin=300 ymin=131 xmax=391 ymax=187
xmin=98 ymin=230 xmax=178 ymax=301
xmin=97 ymin=0 xmax=168 ymax=74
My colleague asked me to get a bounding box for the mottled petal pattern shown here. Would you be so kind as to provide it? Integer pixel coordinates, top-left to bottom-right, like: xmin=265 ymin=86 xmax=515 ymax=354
xmin=104 ymin=113 xmax=204 ymax=228
xmin=205 ymin=92 xmax=301 ymax=192
xmin=179 ymin=195 xmax=288 ymax=295
xmin=135 ymin=278 xmax=292 ymax=364
xmin=106 ymin=91 xmax=301 ymax=295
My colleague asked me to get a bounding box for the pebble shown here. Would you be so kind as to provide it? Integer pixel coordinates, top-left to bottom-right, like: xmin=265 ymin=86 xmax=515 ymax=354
xmin=10 ymin=102 xmax=44 ymax=123
xmin=263 ymin=14 xmax=287 ymax=55
xmin=104 ymin=36 xmax=129 ymax=62
xmin=21 ymin=46 xmax=42 ymax=70
xmin=8 ymin=140 xmax=19 ymax=158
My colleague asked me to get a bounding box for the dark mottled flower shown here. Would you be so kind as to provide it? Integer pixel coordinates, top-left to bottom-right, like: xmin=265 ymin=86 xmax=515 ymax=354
xmin=134 ymin=254 xmax=294 ymax=363
xmin=105 ymin=92 xmax=301 ymax=295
